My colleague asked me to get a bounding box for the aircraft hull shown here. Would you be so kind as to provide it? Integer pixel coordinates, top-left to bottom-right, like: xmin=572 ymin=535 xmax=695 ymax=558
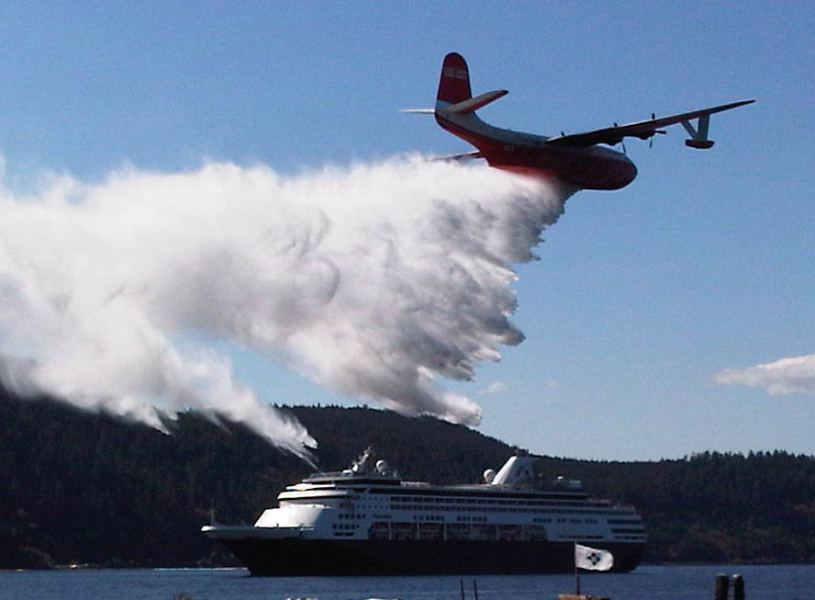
xmin=437 ymin=116 xmax=637 ymax=191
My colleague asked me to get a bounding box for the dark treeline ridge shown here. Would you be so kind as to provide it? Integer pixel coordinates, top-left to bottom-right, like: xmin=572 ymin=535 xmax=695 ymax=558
xmin=2 ymin=388 xmax=814 ymax=569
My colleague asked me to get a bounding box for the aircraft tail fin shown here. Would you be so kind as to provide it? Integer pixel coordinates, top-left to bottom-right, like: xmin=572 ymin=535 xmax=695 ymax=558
xmin=437 ymin=52 xmax=472 ymax=106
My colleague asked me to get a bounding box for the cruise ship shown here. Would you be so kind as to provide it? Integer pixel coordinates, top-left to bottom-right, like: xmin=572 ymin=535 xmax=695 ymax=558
xmin=202 ymin=448 xmax=646 ymax=575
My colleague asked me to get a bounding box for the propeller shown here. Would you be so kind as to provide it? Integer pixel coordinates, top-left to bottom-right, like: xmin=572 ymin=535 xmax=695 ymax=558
xmin=649 ymin=130 xmax=667 ymax=148
xmin=647 ymin=112 xmax=667 ymax=148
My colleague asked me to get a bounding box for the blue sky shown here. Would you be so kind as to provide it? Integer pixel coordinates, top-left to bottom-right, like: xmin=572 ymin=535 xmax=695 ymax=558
xmin=0 ymin=2 xmax=812 ymax=460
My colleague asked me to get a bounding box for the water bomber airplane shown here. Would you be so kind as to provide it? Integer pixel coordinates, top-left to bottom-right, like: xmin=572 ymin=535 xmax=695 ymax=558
xmin=405 ymin=53 xmax=754 ymax=191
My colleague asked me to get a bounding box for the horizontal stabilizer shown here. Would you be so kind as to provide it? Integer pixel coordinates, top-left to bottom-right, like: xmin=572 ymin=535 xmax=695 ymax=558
xmin=431 ymin=151 xmax=484 ymax=162
xmin=400 ymin=108 xmax=436 ymax=115
xmin=444 ymin=90 xmax=508 ymax=114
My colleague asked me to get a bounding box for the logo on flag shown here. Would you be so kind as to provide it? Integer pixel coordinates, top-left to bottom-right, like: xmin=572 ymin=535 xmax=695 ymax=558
xmin=575 ymin=543 xmax=614 ymax=571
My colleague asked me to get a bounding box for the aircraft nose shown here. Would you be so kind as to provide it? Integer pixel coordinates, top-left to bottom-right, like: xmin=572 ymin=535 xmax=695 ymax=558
xmin=621 ymin=155 xmax=638 ymax=186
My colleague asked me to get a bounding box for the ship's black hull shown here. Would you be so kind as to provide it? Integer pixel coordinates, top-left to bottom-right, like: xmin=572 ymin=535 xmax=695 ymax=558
xmin=214 ymin=537 xmax=645 ymax=576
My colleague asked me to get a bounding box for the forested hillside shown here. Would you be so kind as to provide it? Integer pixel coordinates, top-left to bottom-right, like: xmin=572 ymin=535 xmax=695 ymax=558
xmin=2 ymin=389 xmax=814 ymax=569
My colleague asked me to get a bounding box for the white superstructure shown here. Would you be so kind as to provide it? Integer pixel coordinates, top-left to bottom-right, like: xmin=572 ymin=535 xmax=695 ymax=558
xmin=238 ymin=447 xmax=645 ymax=546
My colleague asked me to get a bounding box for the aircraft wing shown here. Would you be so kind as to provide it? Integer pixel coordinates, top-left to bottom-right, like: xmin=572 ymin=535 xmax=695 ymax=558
xmin=545 ymin=99 xmax=755 ymax=148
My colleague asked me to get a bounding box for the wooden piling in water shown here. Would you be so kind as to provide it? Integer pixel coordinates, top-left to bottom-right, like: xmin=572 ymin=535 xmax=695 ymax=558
xmin=714 ymin=574 xmax=730 ymax=600
xmin=732 ymin=574 xmax=745 ymax=600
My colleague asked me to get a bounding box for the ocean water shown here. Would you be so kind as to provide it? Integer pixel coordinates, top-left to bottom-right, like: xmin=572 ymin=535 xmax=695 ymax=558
xmin=1 ymin=565 xmax=814 ymax=600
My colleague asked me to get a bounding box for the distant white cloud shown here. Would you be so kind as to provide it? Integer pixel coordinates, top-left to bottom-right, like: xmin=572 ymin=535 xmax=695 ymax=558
xmin=480 ymin=381 xmax=507 ymax=396
xmin=714 ymin=354 xmax=815 ymax=395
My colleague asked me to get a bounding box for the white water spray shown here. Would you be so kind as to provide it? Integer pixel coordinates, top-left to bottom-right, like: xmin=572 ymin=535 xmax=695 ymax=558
xmin=0 ymin=157 xmax=571 ymax=457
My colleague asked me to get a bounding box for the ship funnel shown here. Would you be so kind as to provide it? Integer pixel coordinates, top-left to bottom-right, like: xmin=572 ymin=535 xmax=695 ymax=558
xmin=491 ymin=455 xmax=537 ymax=485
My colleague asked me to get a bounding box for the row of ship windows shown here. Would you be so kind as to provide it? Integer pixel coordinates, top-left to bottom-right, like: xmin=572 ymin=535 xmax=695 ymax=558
xmin=312 ymin=498 xmax=636 ymax=518
xmin=533 ymin=517 xmax=599 ymax=525
xmin=370 ymin=514 xmax=601 ymax=526
xmin=390 ymin=497 xmax=592 ymax=507
xmin=333 ymin=523 xmax=361 ymax=530
xmin=391 ymin=503 xmax=623 ymax=516
xmin=338 ymin=513 xmax=366 ymax=520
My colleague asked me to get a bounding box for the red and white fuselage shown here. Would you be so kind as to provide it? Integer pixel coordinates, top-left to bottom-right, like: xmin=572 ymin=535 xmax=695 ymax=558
xmin=436 ymin=102 xmax=637 ymax=190
xmin=426 ymin=53 xmax=753 ymax=191
xmin=434 ymin=53 xmax=635 ymax=191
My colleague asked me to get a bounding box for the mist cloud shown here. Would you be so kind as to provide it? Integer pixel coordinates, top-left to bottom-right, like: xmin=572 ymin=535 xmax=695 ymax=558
xmin=480 ymin=381 xmax=507 ymax=396
xmin=714 ymin=354 xmax=815 ymax=395
xmin=0 ymin=157 xmax=570 ymax=455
